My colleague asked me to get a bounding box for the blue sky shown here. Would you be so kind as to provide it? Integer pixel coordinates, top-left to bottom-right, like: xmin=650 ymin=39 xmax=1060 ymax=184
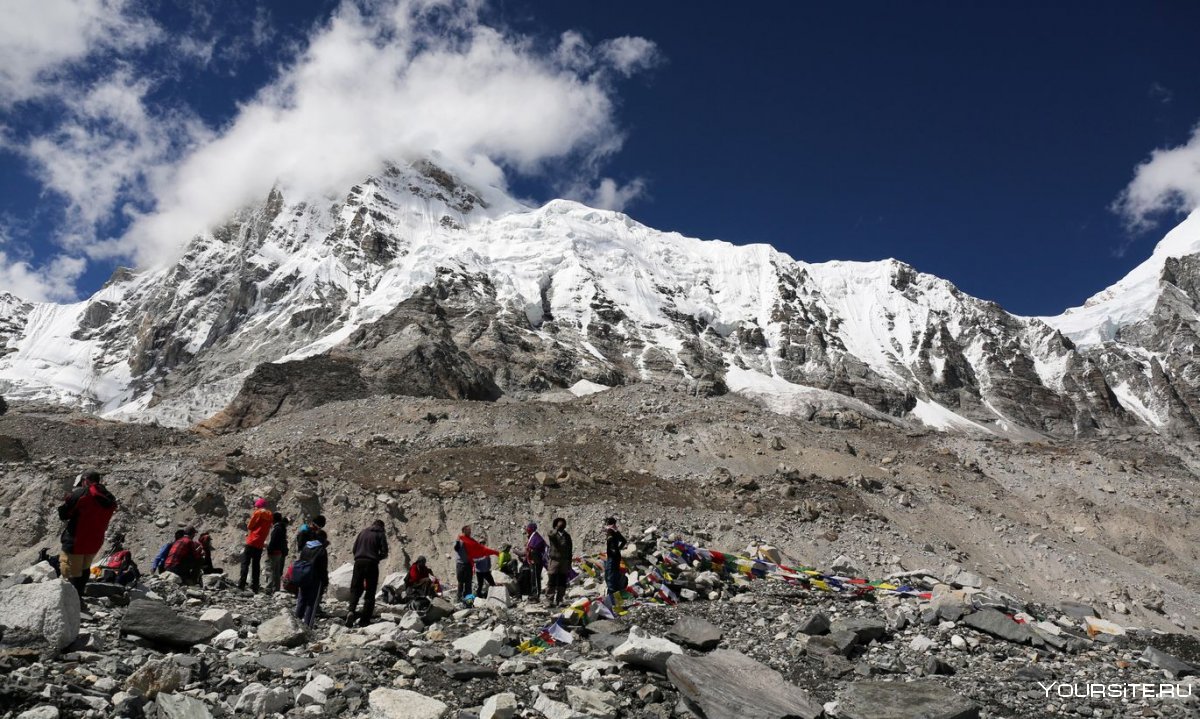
xmin=2 ymin=1 xmax=1200 ymax=316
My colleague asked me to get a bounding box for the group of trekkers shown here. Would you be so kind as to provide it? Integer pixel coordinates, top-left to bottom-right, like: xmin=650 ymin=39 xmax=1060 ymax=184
xmin=50 ymin=469 xmax=632 ymax=630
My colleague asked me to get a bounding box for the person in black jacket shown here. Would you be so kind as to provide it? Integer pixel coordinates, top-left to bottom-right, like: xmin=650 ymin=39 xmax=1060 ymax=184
xmin=546 ymin=517 xmax=573 ymax=607
xmin=603 ymin=517 xmax=628 ymax=601
xmin=346 ymin=519 xmax=389 ymax=627
xmin=267 ymin=513 xmax=289 ymax=592
xmin=295 ymin=530 xmax=329 ymax=627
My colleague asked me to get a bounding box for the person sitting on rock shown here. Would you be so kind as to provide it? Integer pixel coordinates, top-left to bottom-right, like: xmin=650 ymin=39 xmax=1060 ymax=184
xmin=295 ymin=532 xmax=329 ymax=627
xmin=267 ymin=513 xmax=289 ymax=592
xmin=453 ymin=525 xmax=498 ymax=604
xmin=346 ymin=519 xmax=389 ymax=627
xmin=239 ymin=497 xmax=273 ymax=593
xmin=546 ymin=517 xmax=574 ymax=607
xmin=164 ymin=526 xmax=203 ymax=584
xmin=57 ymin=469 xmax=119 ymax=605
xmin=99 ymin=533 xmax=140 ymax=586
xmin=496 ymin=543 xmax=516 ymax=576
xmin=152 ymin=530 xmax=185 ymax=574
xmin=405 ymin=556 xmax=435 ymax=598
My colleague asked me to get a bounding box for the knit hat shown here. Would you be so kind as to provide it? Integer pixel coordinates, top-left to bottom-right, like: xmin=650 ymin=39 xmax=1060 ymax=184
xmin=254 ymin=498 xmax=267 ymax=508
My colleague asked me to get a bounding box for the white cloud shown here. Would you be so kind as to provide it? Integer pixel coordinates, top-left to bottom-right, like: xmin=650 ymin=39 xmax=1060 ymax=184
xmin=600 ymin=36 xmax=660 ymax=77
xmin=1115 ymin=124 xmax=1200 ymax=230
xmin=0 ymin=0 xmax=159 ymax=105
xmin=22 ymin=70 xmax=209 ymax=252
xmin=0 ymin=251 xmax=86 ymax=302
xmin=582 ymin=177 xmax=647 ymax=212
xmin=2 ymin=0 xmax=657 ymax=297
xmin=102 ymin=0 xmax=658 ymax=266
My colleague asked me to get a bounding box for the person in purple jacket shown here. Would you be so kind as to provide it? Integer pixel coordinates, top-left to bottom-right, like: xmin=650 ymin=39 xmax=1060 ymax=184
xmin=523 ymin=522 xmax=546 ymax=601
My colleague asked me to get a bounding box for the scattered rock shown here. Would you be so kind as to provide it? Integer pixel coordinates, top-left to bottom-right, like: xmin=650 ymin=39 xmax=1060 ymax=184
xmin=368 ymin=688 xmax=448 ymax=719
xmin=837 ymin=680 xmax=980 ymax=719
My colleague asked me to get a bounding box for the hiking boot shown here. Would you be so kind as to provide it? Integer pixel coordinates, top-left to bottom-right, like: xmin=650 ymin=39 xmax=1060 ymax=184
xmin=344 ymin=611 xmax=357 ymax=627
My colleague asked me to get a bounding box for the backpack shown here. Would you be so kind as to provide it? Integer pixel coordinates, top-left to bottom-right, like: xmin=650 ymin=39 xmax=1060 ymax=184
xmin=283 ymin=558 xmax=313 ymax=593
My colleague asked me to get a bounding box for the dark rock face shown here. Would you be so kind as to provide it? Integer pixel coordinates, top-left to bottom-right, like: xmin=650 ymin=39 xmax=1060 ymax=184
xmin=665 ymin=649 xmax=823 ymax=719
xmin=118 ymin=599 xmax=218 ymax=648
xmin=0 ymin=435 xmax=28 ymax=462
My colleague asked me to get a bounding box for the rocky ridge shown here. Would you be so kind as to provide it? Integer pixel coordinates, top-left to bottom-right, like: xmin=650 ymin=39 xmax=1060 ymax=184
xmin=0 ymin=162 xmax=1197 ymax=438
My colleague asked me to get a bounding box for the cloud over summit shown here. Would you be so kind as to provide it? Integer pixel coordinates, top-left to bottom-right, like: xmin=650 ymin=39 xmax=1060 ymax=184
xmin=0 ymin=0 xmax=658 ymax=299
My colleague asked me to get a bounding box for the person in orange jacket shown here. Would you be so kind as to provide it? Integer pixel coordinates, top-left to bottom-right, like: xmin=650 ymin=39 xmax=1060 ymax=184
xmin=239 ymin=498 xmax=273 ymax=592
xmin=453 ymin=525 xmax=498 ymax=604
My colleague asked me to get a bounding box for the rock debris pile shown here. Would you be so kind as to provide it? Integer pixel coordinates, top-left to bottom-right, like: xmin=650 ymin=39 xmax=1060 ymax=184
xmin=2 ymin=529 xmax=1198 ymax=719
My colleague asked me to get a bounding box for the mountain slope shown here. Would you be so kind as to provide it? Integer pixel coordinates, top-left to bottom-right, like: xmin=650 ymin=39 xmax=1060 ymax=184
xmin=1042 ymin=210 xmax=1200 ymax=435
xmin=0 ymin=161 xmax=1192 ymax=437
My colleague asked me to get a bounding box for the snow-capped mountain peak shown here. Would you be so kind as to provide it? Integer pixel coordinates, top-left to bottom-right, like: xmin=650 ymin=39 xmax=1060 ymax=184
xmin=2 ymin=161 xmax=1197 ymax=438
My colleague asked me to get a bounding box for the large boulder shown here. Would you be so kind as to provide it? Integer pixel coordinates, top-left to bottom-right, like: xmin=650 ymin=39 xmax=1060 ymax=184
xmin=234 ymin=683 xmax=293 ymax=716
xmin=666 ymin=649 xmax=823 ymax=719
xmin=829 ymin=618 xmax=888 ymax=646
xmin=125 ymin=657 xmax=191 ymax=699
xmin=837 ymin=680 xmax=980 ymax=719
xmin=368 ymin=688 xmax=448 ymax=719
xmin=298 ymin=674 xmax=336 ymax=706
xmin=666 ymin=616 xmax=724 ymax=651
xmin=961 ymin=608 xmax=1032 ymax=645
xmin=452 ymin=629 xmax=504 ymax=658
xmin=0 ymin=579 xmax=80 ymax=651
xmin=155 ymin=693 xmax=214 ymax=719
xmin=532 ymin=693 xmax=587 ymax=719
xmin=422 ymin=597 xmax=455 ymax=624
xmin=480 ymin=693 xmax=517 ymax=719
xmin=613 ymin=626 xmax=683 ymax=674
xmin=329 ymin=563 xmax=356 ymax=602
xmin=198 ymin=609 xmax=235 ymax=632
xmin=120 ymin=600 xmax=218 ymax=648
xmin=256 ymin=612 xmax=308 ymax=648
xmin=565 ymin=686 xmax=619 ymax=719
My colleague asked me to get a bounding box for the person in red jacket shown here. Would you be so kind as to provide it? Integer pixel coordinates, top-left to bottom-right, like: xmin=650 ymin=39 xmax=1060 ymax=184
xmin=453 ymin=525 xmax=498 ymax=604
xmin=57 ymin=470 xmax=118 ymax=605
xmin=164 ymin=527 xmax=203 ymax=584
xmin=239 ymin=498 xmax=273 ymax=593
